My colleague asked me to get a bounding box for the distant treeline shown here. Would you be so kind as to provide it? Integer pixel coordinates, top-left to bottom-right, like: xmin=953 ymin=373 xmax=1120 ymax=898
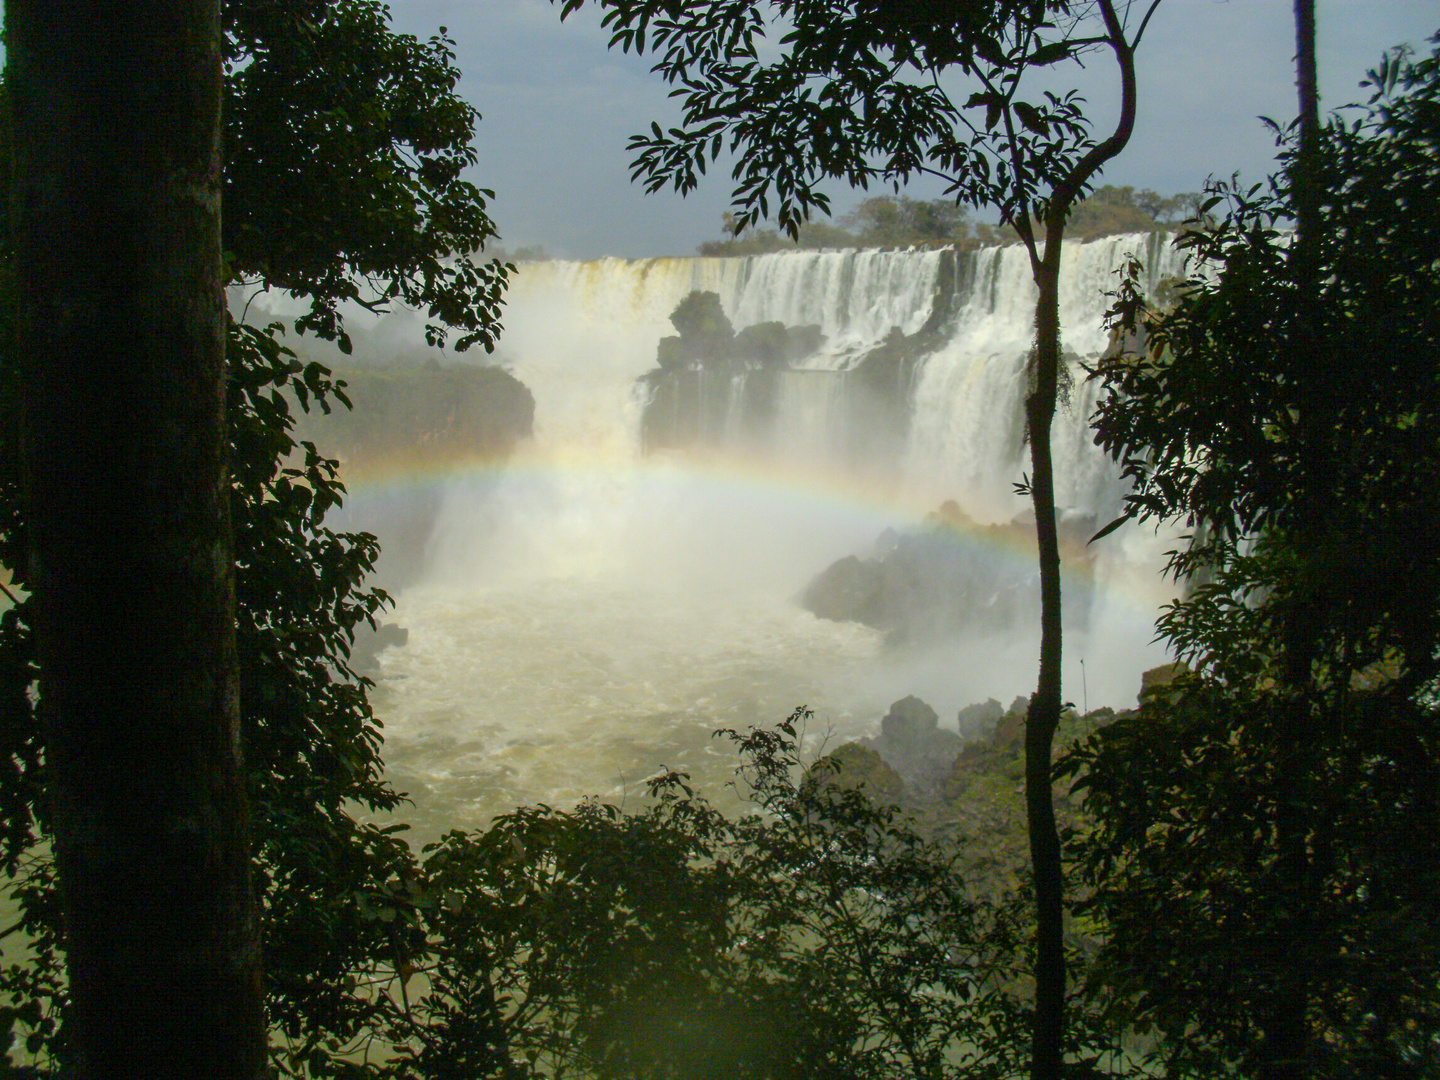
xmin=697 ymin=186 xmax=1201 ymax=255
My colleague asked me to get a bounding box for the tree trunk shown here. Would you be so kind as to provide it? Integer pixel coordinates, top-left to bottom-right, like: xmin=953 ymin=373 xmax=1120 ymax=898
xmin=1025 ymin=251 xmax=1066 ymax=1080
xmin=1292 ymin=0 xmax=1320 ymax=248
xmin=9 ymin=3 xmax=267 ymax=1077
xmin=1022 ymin=6 xmax=1143 ymax=1078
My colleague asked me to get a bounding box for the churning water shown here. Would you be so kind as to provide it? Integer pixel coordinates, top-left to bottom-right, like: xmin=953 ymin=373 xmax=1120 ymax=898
xmin=254 ymin=237 xmax=1186 ymax=837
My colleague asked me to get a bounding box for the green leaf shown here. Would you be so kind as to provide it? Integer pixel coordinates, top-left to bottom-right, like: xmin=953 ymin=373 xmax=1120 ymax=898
xmin=1088 ymin=514 xmax=1131 ymax=545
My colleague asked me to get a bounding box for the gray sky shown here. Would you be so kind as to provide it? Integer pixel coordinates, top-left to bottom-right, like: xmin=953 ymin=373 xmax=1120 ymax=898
xmin=3 ymin=3 xmax=1430 ymax=258
xmin=385 ymin=0 xmax=1439 ymax=258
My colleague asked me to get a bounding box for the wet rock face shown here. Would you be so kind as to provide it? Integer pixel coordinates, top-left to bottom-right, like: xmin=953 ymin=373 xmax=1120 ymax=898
xmin=642 ymin=291 xmax=830 ymax=453
xmin=797 ymin=555 xmax=884 ymax=625
xmin=956 ymin=698 xmax=1004 ymax=739
xmin=301 ymin=362 xmax=535 ymax=471
xmin=350 ymin=622 xmax=409 ymax=675
xmin=1139 ymin=662 xmax=1189 ymax=702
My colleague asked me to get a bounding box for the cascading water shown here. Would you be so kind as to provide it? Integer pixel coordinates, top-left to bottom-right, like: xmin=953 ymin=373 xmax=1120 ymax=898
xmin=255 ymin=236 xmax=1188 ymax=836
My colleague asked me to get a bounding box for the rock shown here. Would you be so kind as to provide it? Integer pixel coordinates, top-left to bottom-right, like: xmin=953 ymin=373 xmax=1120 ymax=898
xmin=862 ymin=695 xmax=963 ymax=793
xmin=797 ymin=503 xmax=1101 ymax=646
xmin=668 ymin=289 xmax=735 ymax=343
xmin=301 ymin=362 xmax=534 ymax=471
xmin=872 ymin=526 xmax=900 ymax=559
xmin=805 ymin=742 xmax=903 ymax=805
xmin=992 ymin=709 xmax=1025 ymax=750
xmin=956 ymin=697 xmax=1003 ymax=738
xmin=798 ymin=555 xmax=883 ymax=625
xmin=1139 ymin=662 xmax=1188 ymax=703
xmin=881 ymin=694 xmax=940 ymax=749
xmin=655 ymin=335 xmax=695 ymax=371
xmin=350 ymin=621 xmax=409 ymax=675
xmin=732 ymin=321 xmax=821 ymax=368
xmin=926 ymin=499 xmax=971 ymax=530
xmin=640 ymin=294 xmax=832 ymax=451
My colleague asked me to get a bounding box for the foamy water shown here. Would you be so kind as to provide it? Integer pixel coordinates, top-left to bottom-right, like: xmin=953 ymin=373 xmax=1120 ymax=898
xmin=253 ymin=240 xmax=1185 ymax=836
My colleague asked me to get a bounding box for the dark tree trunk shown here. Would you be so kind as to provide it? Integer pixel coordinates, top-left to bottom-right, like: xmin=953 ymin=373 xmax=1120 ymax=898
xmin=1022 ymin=5 xmax=1142 ymax=1078
xmin=1292 ymin=0 xmax=1320 ymax=247
xmin=1281 ymin=0 xmax=1323 ymax=689
xmin=9 ymin=3 xmax=267 ymax=1077
xmin=1025 ymin=254 xmax=1067 ymax=1080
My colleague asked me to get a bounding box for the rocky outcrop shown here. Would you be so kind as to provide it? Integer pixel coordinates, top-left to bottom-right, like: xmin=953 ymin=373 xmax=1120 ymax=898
xmin=799 ymin=500 xmax=1099 ymax=646
xmin=642 ymin=291 xmax=825 ymax=452
xmin=1139 ymin=662 xmax=1189 ymax=701
xmin=651 ymin=291 xmax=824 ymax=376
xmin=956 ymin=698 xmax=1004 ymax=739
xmin=798 ymin=555 xmax=884 ymax=625
xmin=291 ymin=360 xmax=535 ymax=591
xmin=804 ymin=742 xmax=904 ymax=806
xmin=297 ymin=360 xmax=535 ymax=476
xmin=350 ymin=622 xmax=409 ymax=675
xmin=859 ymin=695 xmax=963 ymax=794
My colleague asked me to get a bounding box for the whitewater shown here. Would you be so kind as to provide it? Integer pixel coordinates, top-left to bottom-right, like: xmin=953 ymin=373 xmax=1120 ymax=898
xmin=250 ymin=235 xmax=1187 ymax=837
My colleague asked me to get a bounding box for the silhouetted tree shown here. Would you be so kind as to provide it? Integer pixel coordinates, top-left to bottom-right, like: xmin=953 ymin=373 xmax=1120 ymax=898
xmin=1077 ymin=29 xmax=1440 ymax=1080
xmin=8 ymin=2 xmax=266 ymax=1075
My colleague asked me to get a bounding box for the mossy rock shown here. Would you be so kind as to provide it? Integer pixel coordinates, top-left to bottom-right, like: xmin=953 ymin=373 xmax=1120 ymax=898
xmin=805 ymin=742 xmax=903 ymax=805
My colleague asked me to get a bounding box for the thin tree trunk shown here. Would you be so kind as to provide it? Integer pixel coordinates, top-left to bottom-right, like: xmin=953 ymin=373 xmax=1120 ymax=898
xmin=1292 ymin=0 xmax=1320 ymax=248
xmin=1025 ymin=252 xmax=1067 ymax=1080
xmin=10 ymin=2 xmax=266 ymax=1077
xmin=1022 ymin=5 xmax=1144 ymax=1077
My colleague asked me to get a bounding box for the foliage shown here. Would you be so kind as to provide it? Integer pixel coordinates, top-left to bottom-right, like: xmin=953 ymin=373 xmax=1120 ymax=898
xmin=1069 ymin=679 xmax=1440 ymax=1079
xmin=840 ymin=196 xmax=979 ymax=247
xmin=1092 ymin=33 xmax=1440 ymax=695
xmin=558 ymin=0 xmax=1113 ymax=236
xmin=381 ymin=711 xmax=1035 ymax=1080
xmin=225 ymin=0 xmax=510 ymax=354
xmin=697 ymin=217 xmax=851 ymax=255
xmin=0 ymin=1 xmax=509 ymax=1073
xmin=227 ymin=320 xmax=426 ymax=1073
xmin=1075 ymin=33 xmax=1440 ymax=1079
xmin=697 ymin=196 xmax=1000 ymax=254
xmin=698 ymin=187 xmax=1194 ymax=255
xmin=1059 ymin=185 xmax=1195 ymax=243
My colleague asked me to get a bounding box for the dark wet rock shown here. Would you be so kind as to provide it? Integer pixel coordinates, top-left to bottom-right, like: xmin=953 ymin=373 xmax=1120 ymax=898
xmin=668 ymin=289 xmax=735 ymax=344
xmin=956 ymin=697 xmax=1004 ymax=738
xmin=733 ymin=321 xmax=823 ymax=368
xmin=641 ymin=292 xmax=833 ymax=452
xmin=797 ymin=555 xmax=884 ymax=625
xmin=1139 ymin=662 xmax=1189 ymax=702
xmin=798 ymin=504 xmax=1100 ymax=647
xmin=305 ymin=362 xmax=534 ymax=469
xmin=991 ymin=709 xmax=1026 ymax=751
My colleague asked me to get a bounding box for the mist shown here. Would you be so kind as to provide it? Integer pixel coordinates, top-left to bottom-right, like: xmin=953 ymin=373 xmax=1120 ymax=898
xmin=244 ymin=239 xmax=1181 ymax=834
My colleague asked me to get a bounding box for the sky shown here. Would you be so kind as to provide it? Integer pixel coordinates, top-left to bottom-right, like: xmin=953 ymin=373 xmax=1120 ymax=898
xmin=0 ymin=2 xmax=1432 ymax=258
xmin=380 ymin=0 xmax=1440 ymax=259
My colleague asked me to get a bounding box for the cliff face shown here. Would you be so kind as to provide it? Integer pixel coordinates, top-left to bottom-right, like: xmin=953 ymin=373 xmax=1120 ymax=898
xmin=295 ymin=361 xmax=535 ymax=479
xmin=637 ymin=271 xmax=958 ymax=473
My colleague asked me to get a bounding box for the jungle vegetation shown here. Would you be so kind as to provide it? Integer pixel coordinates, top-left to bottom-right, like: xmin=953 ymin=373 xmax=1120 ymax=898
xmin=1 ymin=1 xmax=1437 ymax=1078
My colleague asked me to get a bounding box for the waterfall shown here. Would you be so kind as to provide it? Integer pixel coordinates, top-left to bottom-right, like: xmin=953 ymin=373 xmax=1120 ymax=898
xmin=252 ymin=236 xmax=1190 ymax=832
xmin=471 ymin=235 xmax=1187 ymax=527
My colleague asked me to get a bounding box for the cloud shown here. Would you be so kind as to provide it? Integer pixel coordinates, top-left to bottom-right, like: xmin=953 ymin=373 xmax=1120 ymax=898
xmin=392 ymin=1 xmax=1437 ymax=258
